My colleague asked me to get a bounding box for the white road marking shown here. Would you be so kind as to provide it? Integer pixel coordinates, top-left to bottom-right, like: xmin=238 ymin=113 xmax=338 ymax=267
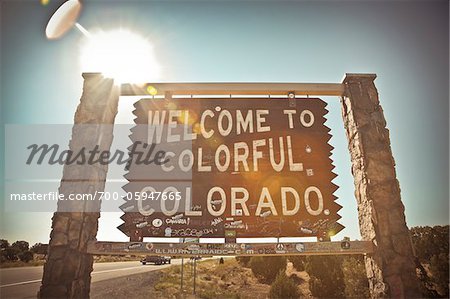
xmin=0 ymin=279 xmax=42 ymax=288
xmin=0 ymin=264 xmax=162 ymax=288
xmin=91 ymin=266 xmax=147 ymax=275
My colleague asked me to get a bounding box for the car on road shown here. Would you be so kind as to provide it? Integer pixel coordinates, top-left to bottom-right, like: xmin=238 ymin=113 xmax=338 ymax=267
xmin=140 ymin=255 xmax=171 ymax=265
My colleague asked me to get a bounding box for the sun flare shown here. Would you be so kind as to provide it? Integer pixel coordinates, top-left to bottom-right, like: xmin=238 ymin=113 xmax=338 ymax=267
xmin=79 ymin=29 xmax=160 ymax=84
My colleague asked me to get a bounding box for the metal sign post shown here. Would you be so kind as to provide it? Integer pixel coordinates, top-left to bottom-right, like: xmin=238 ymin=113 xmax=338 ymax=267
xmin=180 ymin=237 xmax=184 ymax=294
xmin=180 ymin=257 xmax=184 ymax=294
xmin=193 ymin=258 xmax=197 ymax=295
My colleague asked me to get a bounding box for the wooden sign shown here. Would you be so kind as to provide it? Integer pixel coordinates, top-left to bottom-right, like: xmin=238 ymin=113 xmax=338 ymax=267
xmin=87 ymin=240 xmax=372 ymax=256
xmin=118 ymin=98 xmax=342 ymax=239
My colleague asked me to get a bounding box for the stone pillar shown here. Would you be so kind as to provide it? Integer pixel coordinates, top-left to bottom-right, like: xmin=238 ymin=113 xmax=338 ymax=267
xmin=39 ymin=73 xmax=119 ymax=298
xmin=341 ymin=74 xmax=420 ymax=298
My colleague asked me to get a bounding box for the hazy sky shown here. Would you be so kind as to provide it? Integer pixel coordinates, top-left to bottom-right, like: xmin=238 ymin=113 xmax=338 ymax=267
xmin=1 ymin=0 xmax=448 ymax=245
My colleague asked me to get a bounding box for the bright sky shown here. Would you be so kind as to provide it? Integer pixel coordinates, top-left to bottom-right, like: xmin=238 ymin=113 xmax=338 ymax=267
xmin=1 ymin=0 xmax=448 ymax=245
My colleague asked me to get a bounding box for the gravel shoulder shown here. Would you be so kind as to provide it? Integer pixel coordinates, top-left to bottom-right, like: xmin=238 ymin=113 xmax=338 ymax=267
xmin=91 ymin=269 xmax=164 ymax=299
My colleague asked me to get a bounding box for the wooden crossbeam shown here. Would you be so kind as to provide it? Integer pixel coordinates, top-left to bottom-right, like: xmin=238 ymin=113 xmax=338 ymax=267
xmin=87 ymin=240 xmax=373 ymax=257
xmin=120 ymin=82 xmax=345 ymax=96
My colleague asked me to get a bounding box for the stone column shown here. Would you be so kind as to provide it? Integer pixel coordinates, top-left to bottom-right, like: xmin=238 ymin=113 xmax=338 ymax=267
xmin=39 ymin=73 xmax=119 ymax=298
xmin=341 ymin=74 xmax=420 ymax=298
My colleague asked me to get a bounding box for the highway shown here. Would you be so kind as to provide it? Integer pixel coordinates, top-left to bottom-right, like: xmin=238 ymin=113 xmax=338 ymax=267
xmin=0 ymin=260 xmax=182 ymax=299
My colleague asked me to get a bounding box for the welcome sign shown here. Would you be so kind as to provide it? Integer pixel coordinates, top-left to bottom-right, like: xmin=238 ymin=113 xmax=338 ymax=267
xmin=119 ymin=98 xmax=342 ymax=239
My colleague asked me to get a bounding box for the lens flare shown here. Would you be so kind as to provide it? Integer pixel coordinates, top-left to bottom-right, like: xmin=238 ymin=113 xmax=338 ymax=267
xmin=40 ymin=0 xmax=50 ymax=6
xmin=178 ymin=111 xmax=197 ymax=125
xmin=193 ymin=123 xmax=202 ymax=134
xmin=327 ymin=230 xmax=336 ymax=237
xmin=166 ymin=102 xmax=177 ymax=110
xmin=80 ymin=29 xmax=160 ymax=83
xmin=146 ymin=85 xmax=158 ymax=96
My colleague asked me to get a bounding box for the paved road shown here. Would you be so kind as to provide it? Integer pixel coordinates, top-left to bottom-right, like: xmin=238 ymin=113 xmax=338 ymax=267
xmin=0 ymin=260 xmax=182 ymax=299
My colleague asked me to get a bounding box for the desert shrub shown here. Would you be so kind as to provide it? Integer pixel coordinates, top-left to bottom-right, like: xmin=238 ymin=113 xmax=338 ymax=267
xmin=0 ymin=239 xmax=9 ymax=250
xmin=11 ymin=241 xmax=29 ymax=252
xmin=18 ymin=251 xmax=34 ymax=263
xmin=411 ymin=225 xmax=449 ymax=297
xmin=429 ymin=253 xmax=449 ymax=297
xmin=305 ymin=255 xmax=345 ymax=298
xmin=235 ymin=256 xmax=251 ymax=267
xmin=342 ymin=256 xmax=370 ymax=298
xmin=249 ymin=256 xmax=286 ymax=284
xmin=4 ymin=247 xmax=20 ymax=261
xmin=288 ymin=256 xmax=306 ymax=271
xmin=30 ymin=243 xmax=48 ymax=255
xmin=410 ymin=226 xmax=449 ymax=262
xmin=268 ymin=270 xmax=300 ymax=299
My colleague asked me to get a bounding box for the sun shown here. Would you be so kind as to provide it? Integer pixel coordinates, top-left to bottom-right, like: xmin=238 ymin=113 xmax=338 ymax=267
xmin=79 ymin=29 xmax=160 ymax=84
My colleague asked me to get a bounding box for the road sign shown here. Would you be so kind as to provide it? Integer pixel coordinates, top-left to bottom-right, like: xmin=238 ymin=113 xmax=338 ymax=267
xmin=118 ymin=98 xmax=342 ymax=239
